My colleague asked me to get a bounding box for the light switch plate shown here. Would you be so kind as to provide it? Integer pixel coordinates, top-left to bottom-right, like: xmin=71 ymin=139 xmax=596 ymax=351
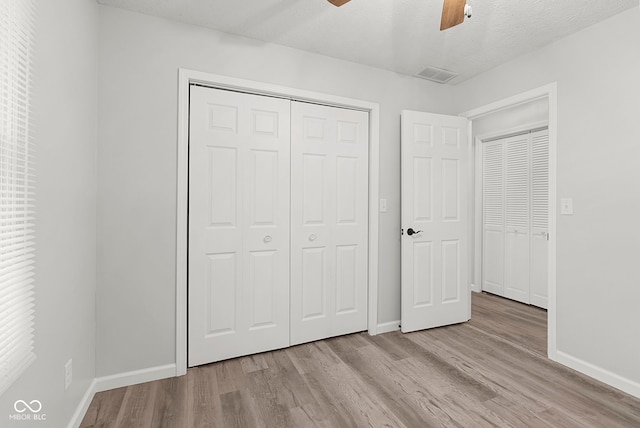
xmin=560 ymin=198 xmax=573 ymax=215
xmin=380 ymin=198 xmax=388 ymax=213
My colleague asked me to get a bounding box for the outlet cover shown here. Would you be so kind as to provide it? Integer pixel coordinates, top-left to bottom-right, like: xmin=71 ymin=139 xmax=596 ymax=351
xmin=560 ymin=198 xmax=573 ymax=215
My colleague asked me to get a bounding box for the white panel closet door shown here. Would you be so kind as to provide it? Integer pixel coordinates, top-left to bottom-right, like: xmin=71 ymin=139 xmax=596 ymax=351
xmin=504 ymin=134 xmax=531 ymax=304
xmin=290 ymin=101 xmax=369 ymax=346
xmin=400 ymin=110 xmax=470 ymax=333
xmin=188 ymin=86 xmax=291 ymax=366
xmin=530 ymin=129 xmax=549 ymax=308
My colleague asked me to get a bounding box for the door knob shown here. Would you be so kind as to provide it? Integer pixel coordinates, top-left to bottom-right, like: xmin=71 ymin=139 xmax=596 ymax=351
xmin=309 ymin=234 xmax=317 ymax=241
xmin=407 ymin=228 xmax=423 ymax=236
xmin=263 ymin=235 xmax=272 ymax=243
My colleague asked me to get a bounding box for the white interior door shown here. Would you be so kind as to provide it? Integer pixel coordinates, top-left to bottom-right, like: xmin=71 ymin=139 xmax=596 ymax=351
xmin=188 ymin=85 xmax=291 ymax=366
xmin=401 ymin=110 xmax=470 ymax=333
xmin=290 ymin=101 xmax=369 ymax=346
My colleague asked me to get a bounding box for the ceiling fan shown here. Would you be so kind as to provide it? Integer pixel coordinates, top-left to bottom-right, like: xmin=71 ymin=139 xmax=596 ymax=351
xmin=327 ymin=0 xmax=472 ymax=31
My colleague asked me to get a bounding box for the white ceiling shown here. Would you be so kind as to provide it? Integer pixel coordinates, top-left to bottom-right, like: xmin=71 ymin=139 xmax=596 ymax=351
xmin=97 ymin=0 xmax=639 ymax=84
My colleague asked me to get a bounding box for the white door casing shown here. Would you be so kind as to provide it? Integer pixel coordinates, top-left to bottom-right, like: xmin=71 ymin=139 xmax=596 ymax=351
xmin=401 ymin=110 xmax=470 ymax=333
xmin=290 ymin=101 xmax=369 ymax=345
xmin=188 ymin=86 xmax=291 ymax=366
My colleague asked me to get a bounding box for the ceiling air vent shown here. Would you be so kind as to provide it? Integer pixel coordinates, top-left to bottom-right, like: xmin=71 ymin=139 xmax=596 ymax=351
xmin=415 ymin=66 xmax=458 ymax=84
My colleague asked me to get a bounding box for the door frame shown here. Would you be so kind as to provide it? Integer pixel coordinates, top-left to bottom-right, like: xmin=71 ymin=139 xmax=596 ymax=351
xmin=459 ymin=83 xmax=558 ymax=360
xmin=175 ymin=68 xmax=381 ymax=375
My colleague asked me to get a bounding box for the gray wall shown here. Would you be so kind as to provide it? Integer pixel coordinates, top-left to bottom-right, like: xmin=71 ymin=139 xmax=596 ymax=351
xmin=454 ymin=8 xmax=640 ymax=386
xmin=96 ymin=6 xmax=455 ymax=377
xmin=0 ymin=0 xmax=98 ymax=426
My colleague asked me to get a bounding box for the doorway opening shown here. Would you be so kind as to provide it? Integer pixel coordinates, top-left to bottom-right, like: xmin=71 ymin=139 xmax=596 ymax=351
xmin=460 ymin=83 xmax=558 ymax=359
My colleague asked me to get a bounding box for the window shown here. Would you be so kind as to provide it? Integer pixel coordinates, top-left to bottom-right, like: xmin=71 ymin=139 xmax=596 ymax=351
xmin=0 ymin=0 xmax=36 ymax=395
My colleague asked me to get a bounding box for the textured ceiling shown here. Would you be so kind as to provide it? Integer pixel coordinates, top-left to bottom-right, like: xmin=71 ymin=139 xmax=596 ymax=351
xmin=96 ymin=0 xmax=639 ymax=84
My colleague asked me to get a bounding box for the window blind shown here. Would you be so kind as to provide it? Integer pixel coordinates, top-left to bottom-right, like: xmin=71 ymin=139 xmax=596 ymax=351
xmin=0 ymin=0 xmax=36 ymax=396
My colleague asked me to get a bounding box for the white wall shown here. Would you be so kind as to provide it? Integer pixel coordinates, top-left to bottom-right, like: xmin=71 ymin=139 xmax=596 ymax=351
xmin=96 ymin=6 xmax=455 ymax=377
xmin=455 ymin=8 xmax=640 ymax=390
xmin=0 ymin=0 xmax=98 ymax=426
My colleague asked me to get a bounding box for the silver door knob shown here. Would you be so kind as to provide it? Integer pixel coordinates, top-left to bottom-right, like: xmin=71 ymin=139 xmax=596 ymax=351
xmin=264 ymin=235 xmax=272 ymax=243
xmin=309 ymin=234 xmax=317 ymax=241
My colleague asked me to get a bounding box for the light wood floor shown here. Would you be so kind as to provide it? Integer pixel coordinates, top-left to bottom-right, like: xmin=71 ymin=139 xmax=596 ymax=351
xmin=81 ymin=293 xmax=640 ymax=427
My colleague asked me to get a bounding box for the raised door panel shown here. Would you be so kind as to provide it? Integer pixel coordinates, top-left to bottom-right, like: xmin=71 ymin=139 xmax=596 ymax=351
xmin=205 ymin=253 xmax=238 ymax=336
xmin=291 ymin=101 xmax=368 ymax=345
xmin=301 ymin=247 xmax=326 ymax=320
xmin=189 ymin=86 xmax=290 ymax=366
xmin=412 ymin=241 xmax=434 ymax=308
xmin=336 ymin=245 xmax=358 ymax=314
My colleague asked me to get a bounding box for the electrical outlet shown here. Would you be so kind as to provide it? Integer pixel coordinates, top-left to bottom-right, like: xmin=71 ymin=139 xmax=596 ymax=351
xmin=65 ymin=359 xmax=72 ymax=390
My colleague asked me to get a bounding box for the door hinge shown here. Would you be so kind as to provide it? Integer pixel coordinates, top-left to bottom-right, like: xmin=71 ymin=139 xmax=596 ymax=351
xmin=401 ymin=228 xmax=404 ymax=236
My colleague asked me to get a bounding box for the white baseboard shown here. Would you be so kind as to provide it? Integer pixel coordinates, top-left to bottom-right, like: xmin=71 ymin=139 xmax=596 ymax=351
xmin=377 ymin=320 xmax=401 ymax=334
xmin=94 ymin=364 xmax=177 ymax=393
xmin=554 ymin=351 xmax=640 ymax=399
xmin=67 ymin=364 xmax=177 ymax=427
xmin=67 ymin=379 xmax=97 ymax=428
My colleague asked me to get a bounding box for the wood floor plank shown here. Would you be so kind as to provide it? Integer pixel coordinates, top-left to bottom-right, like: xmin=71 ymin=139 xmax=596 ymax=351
xmin=148 ymin=376 xmax=188 ymax=428
xmin=81 ymin=293 xmax=640 ymax=428
xmin=186 ymin=364 xmax=224 ymax=427
xmin=219 ymin=390 xmax=262 ymax=428
xmin=80 ymin=387 xmax=127 ymax=427
xmin=215 ymin=358 xmax=247 ymax=394
xmin=112 ymin=381 xmax=158 ymax=428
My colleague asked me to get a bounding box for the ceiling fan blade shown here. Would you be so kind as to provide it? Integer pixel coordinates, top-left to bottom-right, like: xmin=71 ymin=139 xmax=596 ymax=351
xmin=440 ymin=0 xmax=466 ymax=31
xmin=327 ymin=0 xmax=351 ymax=6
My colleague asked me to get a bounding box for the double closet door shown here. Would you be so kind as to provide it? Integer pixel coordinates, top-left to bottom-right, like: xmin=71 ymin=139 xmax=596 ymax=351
xmin=482 ymin=129 xmax=549 ymax=309
xmin=188 ymin=85 xmax=369 ymax=367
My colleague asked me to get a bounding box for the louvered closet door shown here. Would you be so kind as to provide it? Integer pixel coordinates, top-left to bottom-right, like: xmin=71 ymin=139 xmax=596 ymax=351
xmin=482 ymin=141 xmax=505 ymax=295
xmin=504 ymin=134 xmax=531 ymax=304
xmin=481 ymin=130 xmax=549 ymax=309
xmin=188 ymin=86 xmax=291 ymax=366
xmin=290 ymin=101 xmax=369 ymax=346
xmin=530 ymin=130 xmax=549 ymax=309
